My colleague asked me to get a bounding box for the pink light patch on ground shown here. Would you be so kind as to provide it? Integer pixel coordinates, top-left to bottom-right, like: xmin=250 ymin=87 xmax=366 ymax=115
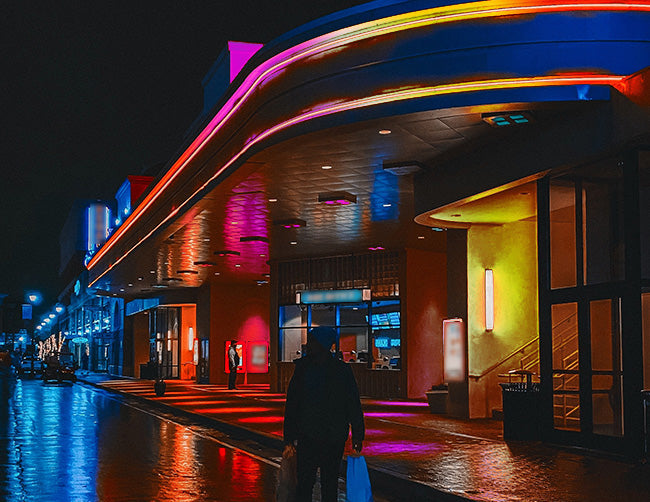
xmin=368 ymin=400 xmax=428 ymax=407
xmin=364 ymin=412 xmax=419 ymax=418
xmin=364 ymin=428 xmax=389 ymax=436
xmin=362 ymin=441 xmax=444 ymax=455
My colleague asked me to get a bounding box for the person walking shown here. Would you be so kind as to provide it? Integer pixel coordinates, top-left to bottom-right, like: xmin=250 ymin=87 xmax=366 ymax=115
xmin=228 ymin=340 xmax=239 ymax=390
xmin=282 ymin=326 xmax=365 ymax=502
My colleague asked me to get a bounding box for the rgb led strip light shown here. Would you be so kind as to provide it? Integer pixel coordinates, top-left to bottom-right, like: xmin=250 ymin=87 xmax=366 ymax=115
xmin=88 ymin=74 xmax=623 ymax=287
xmin=88 ymin=0 xmax=647 ymax=278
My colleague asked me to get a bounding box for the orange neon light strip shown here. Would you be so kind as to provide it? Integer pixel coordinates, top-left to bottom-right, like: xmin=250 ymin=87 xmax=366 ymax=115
xmin=88 ymin=0 xmax=648 ymax=273
xmin=88 ymin=74 xmax=623 ymax=287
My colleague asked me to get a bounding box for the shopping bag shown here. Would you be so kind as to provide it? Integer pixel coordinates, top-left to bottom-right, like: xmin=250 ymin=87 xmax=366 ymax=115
xmin=276 ymin=451 xmax=297 ymax=502
xmin=346 ymin=455 xmax=373 ymax=502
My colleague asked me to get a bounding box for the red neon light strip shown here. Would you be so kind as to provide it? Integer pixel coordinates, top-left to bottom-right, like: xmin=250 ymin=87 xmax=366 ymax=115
xmin=88 ymin=74 xmax=623 ymax=287
xmin=88 ymin=0 xmax=648 ymax=272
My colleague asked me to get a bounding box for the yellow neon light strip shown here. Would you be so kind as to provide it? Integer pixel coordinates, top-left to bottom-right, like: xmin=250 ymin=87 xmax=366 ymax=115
xmin=88 ymin=0 xmax=647 ymax=272
xmin=88 ymin=74 xmax=623 ymax=287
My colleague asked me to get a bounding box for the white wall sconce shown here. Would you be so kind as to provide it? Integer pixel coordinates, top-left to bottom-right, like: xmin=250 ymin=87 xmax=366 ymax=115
xmin=485 ymin=269 xmax=494 ymax=331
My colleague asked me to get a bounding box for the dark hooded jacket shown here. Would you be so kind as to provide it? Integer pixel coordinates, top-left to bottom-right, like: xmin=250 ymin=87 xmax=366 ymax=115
xmin=283 ymin=350 xmax=364 ymax=446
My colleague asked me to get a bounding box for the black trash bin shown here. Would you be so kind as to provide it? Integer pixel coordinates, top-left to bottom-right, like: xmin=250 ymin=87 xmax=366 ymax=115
xmin=500 ymin=381 xmax=541 ymax=440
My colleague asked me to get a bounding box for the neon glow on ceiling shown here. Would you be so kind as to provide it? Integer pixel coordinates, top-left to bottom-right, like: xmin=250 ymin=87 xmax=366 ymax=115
xmin=87 ymin=0 xmax=647 ymax=280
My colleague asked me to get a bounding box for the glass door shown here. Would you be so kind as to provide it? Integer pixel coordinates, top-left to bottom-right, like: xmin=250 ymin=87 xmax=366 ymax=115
xmin=149 ymin=307 xmax=180 ymax=379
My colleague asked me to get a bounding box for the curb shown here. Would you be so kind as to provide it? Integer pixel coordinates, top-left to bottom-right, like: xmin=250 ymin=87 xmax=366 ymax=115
xmin=78 ymin=376 xmax=471 ymax=502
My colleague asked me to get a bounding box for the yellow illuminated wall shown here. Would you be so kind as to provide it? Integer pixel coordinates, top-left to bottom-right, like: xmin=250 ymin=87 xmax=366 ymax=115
xmin=467 ymin=219 xmax=538 ymax=417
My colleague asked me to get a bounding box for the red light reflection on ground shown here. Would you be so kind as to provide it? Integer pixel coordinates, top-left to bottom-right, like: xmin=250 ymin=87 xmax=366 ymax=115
xmin=190 ymin=406 xmax=272 ymax=414
xmin=238 ymin=416 xmax=284 ymax=424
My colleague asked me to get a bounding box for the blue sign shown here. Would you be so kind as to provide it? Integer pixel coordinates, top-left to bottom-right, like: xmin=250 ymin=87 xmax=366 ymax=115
xmin=299 ymin=289 xmax=363 ymax=304
xmin=374 ymin=337 xmax=390 ymax=348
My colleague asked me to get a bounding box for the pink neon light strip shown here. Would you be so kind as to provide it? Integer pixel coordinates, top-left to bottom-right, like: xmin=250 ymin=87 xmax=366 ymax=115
xmin=88 ymin=74 xmax=623 ymax=287
xmin=88 ymin=0 xmax=647 ymax=273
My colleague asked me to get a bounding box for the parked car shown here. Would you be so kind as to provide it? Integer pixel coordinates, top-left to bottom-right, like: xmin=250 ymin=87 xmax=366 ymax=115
xmin=42 ymin=354 xmax=77 ymax=383
xmin=18 ymin=354 xmax=43 ymax=377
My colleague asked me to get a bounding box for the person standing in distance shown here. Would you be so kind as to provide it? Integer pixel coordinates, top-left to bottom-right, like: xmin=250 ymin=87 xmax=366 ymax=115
xmin=283 ymin=326 xmax=365 ymax=502
xmin=228 ymin=339 xmax=239 ymax=390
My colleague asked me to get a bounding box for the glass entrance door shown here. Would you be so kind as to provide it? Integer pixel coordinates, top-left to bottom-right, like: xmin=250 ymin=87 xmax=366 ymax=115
xmin=149 ymin=307 xmax=180 ymax=379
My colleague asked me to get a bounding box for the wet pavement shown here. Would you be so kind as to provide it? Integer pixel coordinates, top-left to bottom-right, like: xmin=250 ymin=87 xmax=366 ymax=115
xmin=85 ymin=375 xmax=650 ymax=502
xmin=0 ymin=378 xmax=281 ymax=501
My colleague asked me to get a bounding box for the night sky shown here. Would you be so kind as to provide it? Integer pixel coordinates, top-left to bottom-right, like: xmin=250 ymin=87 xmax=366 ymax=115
xmin=1 ymin=0 xmax=368 ymax=306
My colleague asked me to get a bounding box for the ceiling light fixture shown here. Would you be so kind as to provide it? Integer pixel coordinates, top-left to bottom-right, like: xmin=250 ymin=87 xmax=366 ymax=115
xmin=318 ymin=191 xmax=357 ymax=205
xmin=482 ymin=111 xmax=533 ymax=127
xmin=274 ymin=218 xmax=306 ymax=229
xmin=240 ymin=236 xmax=269 ymax=243
xmin=194 ymin=260 xmax=217 ymax=267
xmin=268 ymin=198 xmax=278 ymax=203
xmin=383 ymin=160 xmax=424 ymax=176
xmin=378 ymin=129 xmax=392 ymax=135
xmin=290 ymin=241 xmax=298 ymax=245
xmin=321 ymin=165 xmax=332 ymax=170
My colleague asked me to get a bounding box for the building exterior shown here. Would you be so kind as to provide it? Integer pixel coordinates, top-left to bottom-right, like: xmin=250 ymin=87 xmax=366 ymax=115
xmin=83 ymin=0 xmax=650 ymax=457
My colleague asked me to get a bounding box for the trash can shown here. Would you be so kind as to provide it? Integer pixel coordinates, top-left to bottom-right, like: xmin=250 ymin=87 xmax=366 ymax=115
xmin=641 ymin=389 xmax=650 ymax=459
xmin=500 ymin=381 xmax=541 ymax=440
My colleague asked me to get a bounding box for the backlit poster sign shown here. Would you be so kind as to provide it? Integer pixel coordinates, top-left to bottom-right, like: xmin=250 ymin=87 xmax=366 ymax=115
xmin=443 ymin=318 xmax=466 ymax=382
xmin=224 ymin=342 xmax=245 ymax=373
xmin=247 ymin=343 xmax=269 ymax=373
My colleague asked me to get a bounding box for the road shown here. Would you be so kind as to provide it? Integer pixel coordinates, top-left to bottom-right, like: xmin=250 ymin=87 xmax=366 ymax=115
xmin=0 ymin=378 xmax=355 ymax=501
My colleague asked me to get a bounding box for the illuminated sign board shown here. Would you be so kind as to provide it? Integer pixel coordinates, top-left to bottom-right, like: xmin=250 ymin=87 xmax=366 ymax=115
xmin=443 ymin=318 xmax=466 ymax=383
xmin=298 ymin=289 xmax=366 ymax=304
xmin=224 ymin=342 xmax=245 ymax=373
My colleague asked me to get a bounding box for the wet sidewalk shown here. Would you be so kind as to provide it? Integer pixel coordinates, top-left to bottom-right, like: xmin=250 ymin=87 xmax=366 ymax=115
xmin=78 ymin=373 xmax=650 ymax=502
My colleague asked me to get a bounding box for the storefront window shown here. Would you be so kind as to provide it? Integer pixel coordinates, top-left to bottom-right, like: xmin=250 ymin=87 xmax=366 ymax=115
xmin=590 ymin=298 xmax=623 ymax=437
xmin=640 ymin=152 xmax=650 ymax=280
xmin=278 ymin=300 xmax=400 ymax=368
xmin=370 ymin=300 xmax=401 ymax=370
xmin=551 ymin=302 xmax=580 ymax=431
xmin=582 ymin=163 xmax=624 ymax=285
xmin=550 ymin=180 xmax=577 ymax=289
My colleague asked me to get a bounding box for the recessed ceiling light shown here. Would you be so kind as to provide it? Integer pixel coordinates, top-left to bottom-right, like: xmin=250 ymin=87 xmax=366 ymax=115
xmin=150 ymin=270 xmax=156 ymax=274
xmin=268 ymin=198 xmax=278 ymax=203
xmin=378 ymin=129 xmax=392 ymax=135
xmin=383 ymin=203 xmax=392 ymax=207
xmin=417 ymin=236 xmax=425 ymax=240
xmin=274 ymin=218 xmax=306 ymax=229
xmin=259 ymin=254 xmax=266 ymax=257
xmin=318 ymin=191 xmax=357 ymax=205
xmin=240 ymin=236 xmax=269 ymax=243
xmin=203 ymin=238 xmax=211 ymax=242
xmin=290 ymin=241 xmax=297 ymax=245
xmin=120 ymin=288 xmax=125 ymax=292
xmin=231 ymin=221 xmax=238 ymax=225
xmin=194 ymin=260 xmax=217 ymax=267
xmin=321 ymin=165 xmax=332 ymax=170
xmin=214 ymin=272 xmax=220 ymax=276
xmin=138 ymin=277 xmax=143 ymax=281
xmin=235 ymin=264 xmax=241 ymax=267
xmin=128 ymin=283 xmax=133 ymax=286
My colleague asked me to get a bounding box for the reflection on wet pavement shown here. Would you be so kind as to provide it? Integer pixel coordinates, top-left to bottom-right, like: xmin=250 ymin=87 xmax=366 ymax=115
xmin=0 ymin=379 xmax=279 ymax=501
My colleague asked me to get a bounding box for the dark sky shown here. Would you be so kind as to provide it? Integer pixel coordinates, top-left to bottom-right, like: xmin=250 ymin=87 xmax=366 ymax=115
xmin=1 ymin=0 xmax=368 ymax=306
